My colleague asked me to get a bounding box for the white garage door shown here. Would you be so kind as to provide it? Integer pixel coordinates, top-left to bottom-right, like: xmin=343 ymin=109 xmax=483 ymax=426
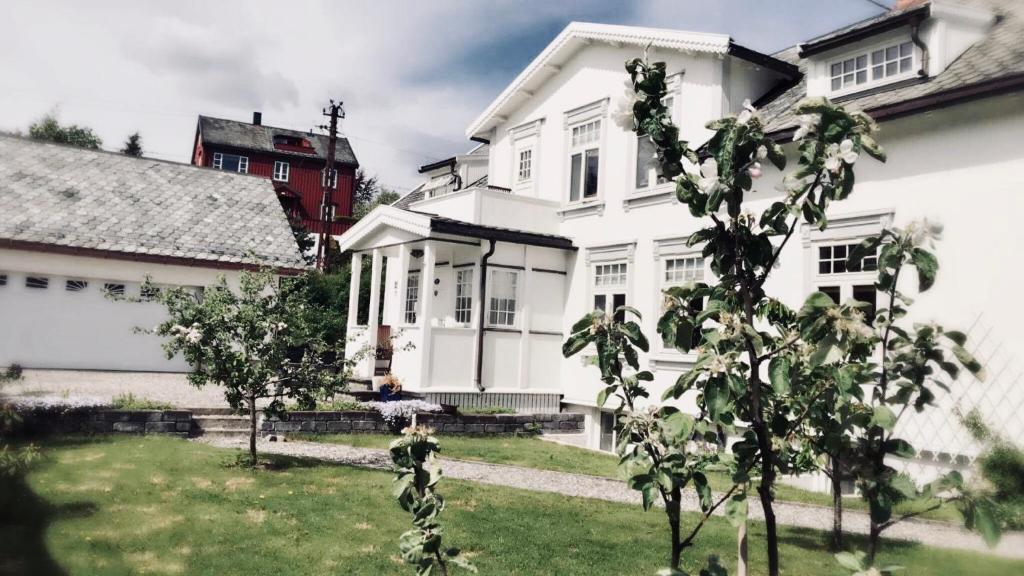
xmin=0 ymin=270 xmax=189 ymax=372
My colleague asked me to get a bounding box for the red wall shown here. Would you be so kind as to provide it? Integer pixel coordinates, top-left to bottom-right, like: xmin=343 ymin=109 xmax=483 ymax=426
xmin=197 ymin=145 xmax=355 ymax=235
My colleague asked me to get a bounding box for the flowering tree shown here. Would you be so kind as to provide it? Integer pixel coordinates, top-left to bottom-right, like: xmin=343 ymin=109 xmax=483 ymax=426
xmin=390 ymin=425 xmax=476 ymax=576
xmin=149 ymin=269 xmax=356 ymax=465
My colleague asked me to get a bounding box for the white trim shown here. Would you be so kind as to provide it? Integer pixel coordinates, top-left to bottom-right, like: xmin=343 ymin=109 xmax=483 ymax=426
xmin=485 ymin=267 xmax=521 ymax=328
xmin=272 ymin=160 xmax=290 ymax=182
xmin=336 ymin=206 xmax=433 ymax=253
xmin=466 ymin=22 xmax=731 ymax=138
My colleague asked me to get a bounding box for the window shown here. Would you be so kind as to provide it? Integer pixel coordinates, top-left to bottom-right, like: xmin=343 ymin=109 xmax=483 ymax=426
xmin=569 ymin=119 xmax=601 ymax=202
xmin=212 ymin=152 xmax=248 ymax=173
xmin=819 ymin=284 xmax=876 ymax=319
xmin=818 ymin=244 xmax=877 ymax=274
xmin=488 ymin=269 xmax=519 ymax=327
xmin=25 ymin=276 xmax=48 ymax=289
xmin=454 ymin=269 xmax=473 ymax=324
xmin=599 ymin=411 xmax=617 ymax=452
xmin=104 ymin=283 xmax=126 ymax=297
xmin=517 ymin=149 xmax=533 ymax=182
xmin=663 ymin=256 xmax=706 ymax=347
xmin=593 ymin=262 xmax=627 ymax=322
xmin=404 ymin=272 xmax=420 ymax=324
xmin=322 ymin=168 xmax=338 ymax=189
xmin=140 ymin=284 xmax=161 ymax=302
xmin=273 ymin=161 xmax=290 ymax=182
xmin=65 ymin=279 xmax=88 ymax=292
xmin=829 ymin=40 xmax=913 ymax=93
xmin=0 ymin=274 xmax=6 ymax=286
xmin=636 ymin=95 xmax=675 ymax=189
xmin=321 ymin=202 xmax=337 ymax=221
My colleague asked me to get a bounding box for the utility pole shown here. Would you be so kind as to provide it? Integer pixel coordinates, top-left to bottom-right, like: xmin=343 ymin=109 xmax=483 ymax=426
xmin=316 ymin=99 xmax=345 ymax=271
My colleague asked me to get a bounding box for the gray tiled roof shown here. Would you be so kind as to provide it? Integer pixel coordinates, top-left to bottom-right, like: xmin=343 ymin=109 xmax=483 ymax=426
xmin=0 ymin=135 xmax=307 ymax=270
xmin=760 ymin=0 xmax=1024 ymax=134
xmin=198 ymin=116 xmax=358 ymax=166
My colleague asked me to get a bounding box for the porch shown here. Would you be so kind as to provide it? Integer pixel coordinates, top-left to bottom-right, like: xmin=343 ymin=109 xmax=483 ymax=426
xmin=339 ymin=207 xmax=575 ymax=412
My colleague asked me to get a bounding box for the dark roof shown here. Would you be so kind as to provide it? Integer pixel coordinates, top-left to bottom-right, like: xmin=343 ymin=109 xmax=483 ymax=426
xmin=761 ymin=0 xmax=1024 ymax=135
xmin=0 ymin=135 xmax=307 ymax=271
xmin=418 ymin=213 xmax=575 ymax=250
xmin=197 ymin=115 xmax=358 ymax=167
xmin=418 ymin=157 xmax=457 ymax=173
xmin=799 ymin=2 xmax=930 ymax=57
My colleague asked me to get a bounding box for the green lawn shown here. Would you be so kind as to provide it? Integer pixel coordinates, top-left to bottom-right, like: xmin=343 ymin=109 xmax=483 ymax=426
xmin=4 ymin=436 xmax=1016 ymax=575
xmin=301 ymin=433 xmax=960 ymax=523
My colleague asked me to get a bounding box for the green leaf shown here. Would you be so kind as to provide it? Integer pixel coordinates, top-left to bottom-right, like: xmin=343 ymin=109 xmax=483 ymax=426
xmin=889 ymin=474 xmax=918 ymax=500
xmin=801 ymin=291 xmax=836 ymax=313
xmin=860 ymin=134 xmax=887 ymax=162
xmin=952 ymin=345 xmax=986 ymax=381
xmin=562 ymin=335 xmax=590 ymax=358
xmin=943 ymin=330 xmax=968 ymax=347
xmin=911 ymin=248 xmax=938 ymax=292
xmin=596 ymin=385 xmax=617 ymax=407
xmin=871 ymin=405 xmax=897 ymax=431
xmin=884 ymin=438 xmax=916 ymax=459
xmin=768 ymin=356 xmax=791 ymax=394
xmin=973 ymin=499 xmax=1002 ymax=547
xmin=703 ymin=378 xmax=729 ymax=420
xmin=724 ymin=492 xmax=748 ymax=528
xmin=693 ymin=472 xmax=713 ymax=512
xmin=835 ymin=551 xmax=866 ymax=571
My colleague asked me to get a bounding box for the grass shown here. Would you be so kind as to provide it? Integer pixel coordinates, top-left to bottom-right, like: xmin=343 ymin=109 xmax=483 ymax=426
xmin=1 ymin=435 xmax=1017 ymax=575
xmin=109 ymin=393 xmax=173 ymax=411
xmin=304 ymin=433 xmax=961 ymax=523
xmin=456 ymin=406 xmax=517 ymax=415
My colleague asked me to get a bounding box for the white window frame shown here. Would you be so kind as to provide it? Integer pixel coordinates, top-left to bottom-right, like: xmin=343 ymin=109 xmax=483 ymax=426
xmin=486 ymin=268 xmax=520 ymax=328
xmin=517 ymin=148 xmax=533 ymax=182
xmin=212 ymin=152 xmax=249 ymax=173
xmin=322 ymin=167 xmax=338 ymax=189
xmin=509 ymin=118 xmax=543 ymax=197
xmin=592 ymin=261 xmax=628 ymax=318
xmin=404 ymin=272 xmax=421 ymax=325
xmin=273 ymin=160 xmax=290 ymax=182
xmin=563 ymin=99 xmax=609 ymax=208
xmin=454 ymin=268 xmax=474 ymax=325
xmin=651 ymin=238 xmax=712 ymax=364
xmin=632 ymin=74 xmax=682 ymax=194
xmin=25 ymin=276 xmax=48 ymax=290
xmin=826 ymin=35 xmax=917 ymax=97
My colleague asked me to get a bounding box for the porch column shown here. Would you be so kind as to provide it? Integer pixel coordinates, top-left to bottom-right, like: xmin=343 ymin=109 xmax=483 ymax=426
xmin=518 ymin=245 xmax=532 ymax=389
xmin=347 ymin=252 xmax=362 ymax=328
xmin=417 ymin=241 xmax=436 ymax=388
xmin=366 ymin=248 xmax=383 ymax=377
xmin=395 ymin=244 xmax=410 ymax=325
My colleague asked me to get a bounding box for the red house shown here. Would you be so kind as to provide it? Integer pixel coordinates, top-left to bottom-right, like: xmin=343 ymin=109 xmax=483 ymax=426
xmin=191 ymin=112 xmax=359 ymax=237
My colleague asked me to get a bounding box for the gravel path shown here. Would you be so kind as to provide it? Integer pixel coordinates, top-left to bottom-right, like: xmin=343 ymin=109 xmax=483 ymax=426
xmin=2 ymin=370 xmax=255 ymax=408
xmin=199 ymin=436 xmax=1024 ymax=560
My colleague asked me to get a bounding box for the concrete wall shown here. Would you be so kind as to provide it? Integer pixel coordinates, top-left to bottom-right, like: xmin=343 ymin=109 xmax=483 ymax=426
xmin=262 ymin=410 xmax=584 ymax=435
xmin=14 ymin=407 xmax=193 ymax=437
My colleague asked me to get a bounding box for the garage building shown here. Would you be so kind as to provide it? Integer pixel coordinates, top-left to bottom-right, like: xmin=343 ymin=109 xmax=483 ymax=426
xmin=0 ymin=135 xmax=307 ymax=372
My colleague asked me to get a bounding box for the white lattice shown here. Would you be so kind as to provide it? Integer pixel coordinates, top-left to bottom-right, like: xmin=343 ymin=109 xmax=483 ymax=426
xmin=892 ymin=314 xmax=1024 ymax=481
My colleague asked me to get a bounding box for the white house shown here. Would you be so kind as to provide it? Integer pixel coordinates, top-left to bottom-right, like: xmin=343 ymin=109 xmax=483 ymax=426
xmin=338 ymin=0 xmax=1024 ymax=481
xmin=0 ymin=135 xmax=307 ymax=372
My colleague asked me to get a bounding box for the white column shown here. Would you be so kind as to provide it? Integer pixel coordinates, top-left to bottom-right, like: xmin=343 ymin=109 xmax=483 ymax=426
xmin=395 ymin=244 xmax=410 ymax=326
xmin=518 ymin=245 xmax=532 ymax=389
xmin=347 ymin=252 xmax=362 ymax=328
xmin=365 ymin=248 xmax=383 ymax=377
xmin=418 ymin=241 xmax=436 ymax=388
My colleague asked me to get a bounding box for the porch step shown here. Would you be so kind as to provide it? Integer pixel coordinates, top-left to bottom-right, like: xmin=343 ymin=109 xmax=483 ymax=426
xmin=188 ymin=407 xmax=244 ymax=416
xmin=191 ymin=414 xmax=250 ymax=438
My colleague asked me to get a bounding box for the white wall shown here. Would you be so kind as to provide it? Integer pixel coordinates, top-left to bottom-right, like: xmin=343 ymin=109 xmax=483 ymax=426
xmin=0 ymin=249 xmax=243 ymax=372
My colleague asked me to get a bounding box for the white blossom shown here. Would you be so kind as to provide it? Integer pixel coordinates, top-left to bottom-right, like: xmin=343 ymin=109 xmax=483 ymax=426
xmin=756 ymin=145 xmax=768 ymax=160
xmin=792 ymin=114 xmax=817 ymax=141
xmin=824 ymin=139 xmax=859 ymax=173
xmin=697 ymin=158 xmax=719 ymax=193
xmin=736 ymin=99 xmax=758 ymax=125
xmin=365 ymin=400 xmax=442 ymax=426
xmin=905 ymin=218 xmax=944 ymax=247
xmin=613 ymin=79 xmax=641 ymax=131
xmin=749 ymin=162 xmax=763 ymax=179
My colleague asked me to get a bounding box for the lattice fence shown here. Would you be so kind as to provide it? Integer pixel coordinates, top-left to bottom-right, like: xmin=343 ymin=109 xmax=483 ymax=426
xmin=892 ymin=313 xmax=1024 ymax=482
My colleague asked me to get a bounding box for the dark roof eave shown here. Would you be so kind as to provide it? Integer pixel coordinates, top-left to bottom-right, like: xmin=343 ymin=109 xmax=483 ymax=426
xmin=728 ymin=42 xmax=801 ymax=80
xmin=799 ymin=5 xmax=930 ymax=58
xmin=428 ymin=218 xmax=575 ymax=251
xmin=418 ymin=157 xmax=457 ymax=174
xmin=766 ymin=72 xmax=1024 ymax=140
xmin=0 ymin=239 xmax=307 ymax=276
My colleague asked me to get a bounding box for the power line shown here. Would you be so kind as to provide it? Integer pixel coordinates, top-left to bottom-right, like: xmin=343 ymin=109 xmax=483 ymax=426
xmin=859 ymin=0 xmax=891 ymax=11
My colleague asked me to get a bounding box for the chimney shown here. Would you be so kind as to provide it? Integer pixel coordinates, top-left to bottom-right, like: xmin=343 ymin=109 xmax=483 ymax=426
xmin=252 ymin=112 xmax=262 ymax=126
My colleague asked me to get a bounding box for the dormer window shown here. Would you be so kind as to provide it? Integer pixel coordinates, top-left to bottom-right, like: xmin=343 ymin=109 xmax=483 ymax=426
xmin=827 ymin=38 xmax=916 ymax=96
xmin=273 ymin=135 xmax=315 ymax=153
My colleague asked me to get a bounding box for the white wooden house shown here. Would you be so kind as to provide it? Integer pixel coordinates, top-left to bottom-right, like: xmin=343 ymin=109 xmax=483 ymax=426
xmin=339 ymin=0 xmax=1024 ymax=483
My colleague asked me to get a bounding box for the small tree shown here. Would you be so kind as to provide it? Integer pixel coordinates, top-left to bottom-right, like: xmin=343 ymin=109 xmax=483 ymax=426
xmin=28 ymin=112 xmax=102 ymax=149
xmin=121 ymin=131 xmax=143 ymax=157
xmin=148 ymin=269 xmax=355 ymax=465
xmin=390 ymin=425 xmax=476 ymax=576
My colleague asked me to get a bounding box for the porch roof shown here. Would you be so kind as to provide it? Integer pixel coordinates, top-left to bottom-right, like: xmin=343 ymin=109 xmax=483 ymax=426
xmin=336 ymin=205 xmax=575 ymax=252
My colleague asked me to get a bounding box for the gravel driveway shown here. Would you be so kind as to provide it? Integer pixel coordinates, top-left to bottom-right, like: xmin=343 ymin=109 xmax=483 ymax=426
xmin=199 ymin=436 xmax=1024 ymax=560
xmin=2 ymin=370 xmax=232 ymax=407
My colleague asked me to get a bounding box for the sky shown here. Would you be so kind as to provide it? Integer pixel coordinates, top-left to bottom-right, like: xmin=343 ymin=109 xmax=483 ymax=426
xmin=0 ymin=0 xmax=891 ymax=194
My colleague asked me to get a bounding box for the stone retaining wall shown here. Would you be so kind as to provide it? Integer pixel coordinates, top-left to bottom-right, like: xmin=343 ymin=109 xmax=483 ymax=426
xmin=13 ymin=408 xmax=193 ymax=437
xmin=261 ymin=410 xmax=584 ymax=435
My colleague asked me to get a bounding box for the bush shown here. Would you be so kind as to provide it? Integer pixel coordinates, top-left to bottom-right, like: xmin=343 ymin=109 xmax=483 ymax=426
xmin=1 ymin=364 xmax=22 ymax=383
xmin=314 ymin=398 xmax=367 ymax=411
xmin=109 ymin=393 xmax=172 ymax=411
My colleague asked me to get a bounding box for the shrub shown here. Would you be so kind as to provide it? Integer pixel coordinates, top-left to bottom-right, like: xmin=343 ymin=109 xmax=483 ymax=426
xmin=1 ymin=364 xmax=22 ymax=383
xmin=458 ymin=406 xmax=514 ymax=415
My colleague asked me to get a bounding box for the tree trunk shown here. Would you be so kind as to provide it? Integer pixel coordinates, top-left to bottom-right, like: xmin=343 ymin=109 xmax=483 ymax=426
xmin=248 ymin=394 xmax=258 ymax=466
xmin=755 ymin=438 xmax=780 ymax=576
xmin=867 ymin=523 xmax=881 ymax=564
xmin=831 ymin=459 xmax=844 ymax=550
xmin=667 ymin=489 xmax=682 ymax=569
xmin=737 ymin=517 xmax=748 ymax=576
